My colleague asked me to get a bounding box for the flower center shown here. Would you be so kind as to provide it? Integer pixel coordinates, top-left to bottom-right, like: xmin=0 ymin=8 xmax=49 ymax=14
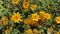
xmin=14 ymin=15 xmax=19 ymax=20
xmin=24 ymin=3 xmax=28 ymax=7
xmin=57 ymin=19 xmax=60 ymax=21
xmin=13 ymin=0 xmax=18 ymax=2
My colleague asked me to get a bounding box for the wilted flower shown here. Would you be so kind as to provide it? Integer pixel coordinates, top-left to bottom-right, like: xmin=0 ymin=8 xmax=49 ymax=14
xmin=48 ymin=27 xmax=53 ymax=34
xmin=4 ymin=29 xmax=10 ymax=34
xmin=9 ymin=26 xmax=13 ymax=31
xmin=2 ymin=16 xmax=8 ymax=26
xmin=24 ymin=18 xmax=33 ymax=25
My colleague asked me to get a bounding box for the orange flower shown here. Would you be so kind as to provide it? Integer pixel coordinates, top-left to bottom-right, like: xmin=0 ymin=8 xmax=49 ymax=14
xmin=12 ymin=0 xmax=19 ymax=5
xmin=24 ymin=17 xmax=39 ymax=26
xmin=5 ymin=29 xmax=10 ymax=34
xmin=24 ymin=18 xmax=33 ymax=25
xmin=23 ymin=2 xmax=29 ymax=9
xmin=2 ymin=16 xmax=8 ymax=26
xmin=30 ymin=4 xmax=37 ymax=10
xmin=33 ymin=29 xmax=39 ymax=34
xmin=55 ymin=16 xmax=60 ymax=24
xmin=26 ymin=29 xmax=33 ymax=34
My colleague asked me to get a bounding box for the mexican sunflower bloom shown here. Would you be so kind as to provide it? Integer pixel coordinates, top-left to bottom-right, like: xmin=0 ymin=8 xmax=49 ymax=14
xmin=30 ymin=4 xmax=37 ymax=10
xmin=31 ymin=13 xmax=40 ymax=21
xmin=39 ymin=11 xmax=46 ymax=17
xmin=39 ymin=11 xmax=46 ymax=22
xmin=55 ymin=16 xmax=60 ymax=24
xmin=5 ymin=29 xmax=10 ymax=34
xmin=26 ymin=29 xmax=33 ymax=34
xmin=23 ymin=2 xmax=29 ymax=9
xmin=40 ymin=11 xmax=46 ymax=15
xmin=33 ymin=29 xmax=39 ymax=34
xmin=24 ymin=18 xmax=33 ymax=25
xmin=2 ymin=16 xmax=8 ymax=26
xmin=11 ymin=12 xmax=22 ymax=23
xmin=45 ymin=13 xmax=51 ymax=19
xmin=12 ymin=0 xmax=19 ymax=5
xmin=24 ymin=18 xmax=39 ymax=26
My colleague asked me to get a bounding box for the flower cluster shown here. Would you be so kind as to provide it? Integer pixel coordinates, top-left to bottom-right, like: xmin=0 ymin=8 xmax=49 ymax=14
xmin=0 ymin=0 xmax=60 ymax=34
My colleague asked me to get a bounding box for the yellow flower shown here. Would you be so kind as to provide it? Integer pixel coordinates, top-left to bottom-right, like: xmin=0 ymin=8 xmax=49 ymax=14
xmin=30 ymin=4 xmax=37 ymax=10
xmin=5 ymin=29 xmax=10 ymax=34
xmin=39 ymin=11 xmax=46 ymax=17
xmin=2 ymin=16 xmax=8 ymax=26
xmin=40 ymin=11 xmax=51 ymax=20
xmin=24 ymin=18 xmax=39 ymax=26
xmin=31 ymin=13 xmax=40 ymax=21
xmin=23 ymin=2 xmax=29 ymax=9
xmin=45 ymin=13 xmax=51 ymax=19
xmin=39 ymin=11 xmax=46 ymax=21
xmin=55 ymin=16 xmax=60 ymax=23
xmin=11 ymin=12 xmax=22 ymax=23
xmin=56 ymin=31 xmax=60 ymax=34
xmin=12 ymin=0 xmax=19 ymax=5
xmin=33 ymin=29 xmax=39 ymax=34
xmin=26 ymin=29 xmax=33 ymax=34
